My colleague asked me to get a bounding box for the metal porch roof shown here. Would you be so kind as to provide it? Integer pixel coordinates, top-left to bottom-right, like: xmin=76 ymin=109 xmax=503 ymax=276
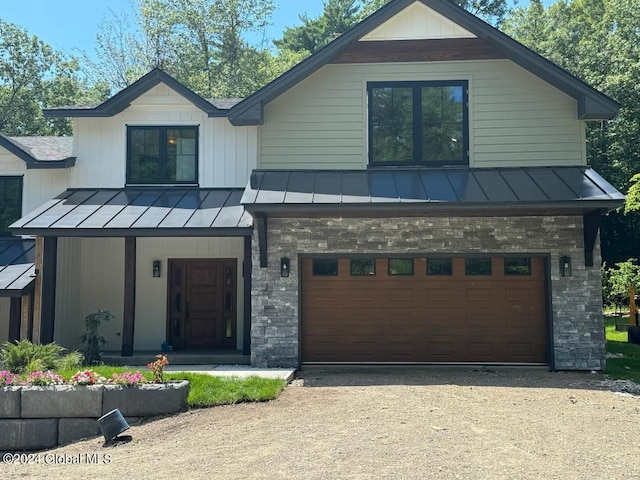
xmin=241 ymin=167 xmax=625 ymax=214
xmin=0 ymin=239 xmax=35 ymax=297
xmin=10 ymin=188 xmax=253 ymax=237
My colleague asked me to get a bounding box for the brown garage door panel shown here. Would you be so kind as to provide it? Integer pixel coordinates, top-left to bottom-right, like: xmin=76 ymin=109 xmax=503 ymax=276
xmin=301 ymin=257 xmax=548 ymax=364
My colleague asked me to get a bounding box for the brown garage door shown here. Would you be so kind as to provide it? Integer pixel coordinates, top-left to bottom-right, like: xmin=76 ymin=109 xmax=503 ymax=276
xmin=301 ymin=256 xmax=547 ymax=364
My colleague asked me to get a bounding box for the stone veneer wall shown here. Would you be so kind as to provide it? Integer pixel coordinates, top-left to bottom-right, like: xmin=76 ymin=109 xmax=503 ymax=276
xmin=250 ymin=216 xmax=604 ymax=370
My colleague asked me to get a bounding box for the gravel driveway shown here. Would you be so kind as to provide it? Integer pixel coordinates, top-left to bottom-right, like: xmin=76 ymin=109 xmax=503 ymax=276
xmin=4 ymin=368 xmax=640 ymax=480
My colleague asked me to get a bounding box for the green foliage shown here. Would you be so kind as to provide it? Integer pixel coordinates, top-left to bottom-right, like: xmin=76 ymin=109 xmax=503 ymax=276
xmin=503 ymin=0 xmax=640 ymax=265
xmin=56 ymin=351 xmax=84 ymax=371
xmin=0 ymin=340 xmax=66 ymax=374
xmin=165 ymin=372 xmax=285 ymax=408
xmin=0 ymin=20 xmax=106 ymax=136
xmin=79 ymin=309 xmax=114 ymax=365
xmin=602 ymin=259 xmax=640 ymax=306
xmin=625 ymin=173 xmax=640 ymax=214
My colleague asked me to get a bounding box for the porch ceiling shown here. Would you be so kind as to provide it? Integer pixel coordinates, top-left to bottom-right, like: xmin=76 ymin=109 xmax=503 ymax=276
xmin=10 ymin=188 xmax=253 ymax=237
xmin=0 ymin=238 xmax=35 ymax=297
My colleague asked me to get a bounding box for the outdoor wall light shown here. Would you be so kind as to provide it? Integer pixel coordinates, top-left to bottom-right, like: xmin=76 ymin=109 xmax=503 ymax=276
xmin=560 ymin=256 xmax=572 ymax=277
xmin=153 ymin=260 xmax=161 ymax=278
xmin=280 ymin=257 xmax=290 ymax=277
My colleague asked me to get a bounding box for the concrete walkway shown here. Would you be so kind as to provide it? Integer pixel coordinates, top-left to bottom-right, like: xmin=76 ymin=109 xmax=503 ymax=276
xmin=164 ymin=364 xmax=296 ymax=382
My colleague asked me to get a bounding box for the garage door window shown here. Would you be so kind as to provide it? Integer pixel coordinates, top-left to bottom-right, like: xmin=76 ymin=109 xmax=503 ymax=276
xmin=312 ymin=259 xmax=338 ymax=276
xmin=465 ymin=258 xmax=492 ymax=275
xmin=351 ymin=258 xmax=376 ymax=276
xmin=504 ymin=258 xmax=531 ymax=275
xmin=389 ymin=258 xmax=414 ymax=275
xmin=427 ymin=258 xmax=452 ymax=275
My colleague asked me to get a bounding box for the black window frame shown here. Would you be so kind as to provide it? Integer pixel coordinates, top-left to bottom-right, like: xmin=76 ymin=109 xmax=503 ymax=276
xmin=312 ymin=258 xmax=339 ymax=276
xmin=388 ymin=258 xmax=414 ymax=276
xmin=465 ymin=258 xmax=492 ymax=276
xmin=0 ymin=176 xmax=23 ymax=236
xmin=504 ymin=257 xmax=532 ymax=276
xmin=350 ymin=258 xmax=376 ymax=276
xmin=367 ymin=80 xmax=469 ymax=167
xmin=427 ymin=258 xmax=453 ymax=276
xmin=126 ymin=125 xmax=199 ymax=186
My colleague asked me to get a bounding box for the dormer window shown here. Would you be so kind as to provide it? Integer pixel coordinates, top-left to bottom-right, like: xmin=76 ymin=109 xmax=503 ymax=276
xmin=127 ymin=126 xmax=198 ymax=185
xmin=368 ymin=81 xmax=468 ymax=166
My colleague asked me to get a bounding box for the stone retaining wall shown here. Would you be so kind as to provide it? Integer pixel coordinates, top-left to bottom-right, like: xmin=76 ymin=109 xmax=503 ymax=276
xmin=0 ymin=381 xmax=189 ymax=451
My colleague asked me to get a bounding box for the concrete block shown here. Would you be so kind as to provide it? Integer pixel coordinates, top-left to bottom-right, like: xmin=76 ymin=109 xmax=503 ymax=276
xmin=0 ymin=419 xmax=57 ymax=451
xmin=21 ymin=385 xmax=103 ymax=418
xmin=102 ymin=381 xmax=189 ymax=416
xmin=58 ymin=418 xmax=102 ymax=445
xmin=0 ymin=387 xmax=21 ymax=418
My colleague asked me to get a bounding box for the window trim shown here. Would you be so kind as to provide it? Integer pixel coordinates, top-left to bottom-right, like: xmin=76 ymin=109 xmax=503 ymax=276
xmin=312 ymin=258 xmax=339 ymax=276
xmin=0 ymin=176 xmax=23 ymax=236
xmin=350 ymin=258 xmax=376 ymax=276
xmin=388 ymin=257 xmax=414 ymax=276
xmin=367 ymin=80 xmax=469 ymax=167
xmin=126 ymin=125 xmax=199 ymax=186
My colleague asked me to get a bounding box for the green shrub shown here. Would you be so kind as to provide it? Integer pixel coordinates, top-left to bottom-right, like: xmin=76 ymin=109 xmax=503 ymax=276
xmin=0 ymin=340 xmax=66 ymax=374
xmin=57 ymin=351 xmax=84 ymax=371
xmin=79 ymin=309 xmax=114 ymax=365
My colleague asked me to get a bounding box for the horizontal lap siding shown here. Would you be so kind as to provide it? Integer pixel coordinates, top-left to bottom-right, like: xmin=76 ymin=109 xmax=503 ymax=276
xmin=259 ymin=60 xmax=585 ymax=169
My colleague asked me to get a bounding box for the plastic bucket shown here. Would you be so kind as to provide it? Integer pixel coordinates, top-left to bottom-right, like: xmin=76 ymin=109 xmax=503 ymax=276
xmin=97 ymin=408 xmax=130 ymax=441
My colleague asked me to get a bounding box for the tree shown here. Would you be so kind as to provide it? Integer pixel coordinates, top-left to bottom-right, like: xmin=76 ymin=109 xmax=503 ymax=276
xmin=503 ymin=0 xmax=640 ymax=264
xmin=276 ymin=0 xmax=361 ymax=54
xmin=86 ymin=0 xmax=281 ymax=98
xmin=0 ymin=20 xmax=100 ymax=136
xmin=360 ymin=0 xmax=509 ymax=25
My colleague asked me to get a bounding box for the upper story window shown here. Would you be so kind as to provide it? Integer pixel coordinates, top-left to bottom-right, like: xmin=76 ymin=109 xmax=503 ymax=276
xmin=368 ymin=81 xmax=468 ymax=167
xmin=127 ymin=126 xmax=198 ymax=185
xmin=0 ymin=176 xmax=22 ymax=235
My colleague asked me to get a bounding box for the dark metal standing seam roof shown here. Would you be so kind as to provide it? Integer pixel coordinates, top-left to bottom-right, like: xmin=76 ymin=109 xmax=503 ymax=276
xmin=241 ymin=167 xmax=625 ymax=213
xmin=0 ymin=239 xmax=36 ymax=297
xmin=10 ymin=188 xmax=253 ymax=237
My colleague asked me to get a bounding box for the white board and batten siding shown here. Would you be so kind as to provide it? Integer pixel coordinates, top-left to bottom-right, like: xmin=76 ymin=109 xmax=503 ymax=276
xmin=54 ymin=237 xmax=246 ymax=352
xmin=72 ymin=84 xmax=257 ymax=188
xmin=0 ymin=151 xmax=70 ymax=218
xmin=361 ymin=1 xmax=476 ymax=41
xmin=259 ymin=60 xmax=586 ymax=170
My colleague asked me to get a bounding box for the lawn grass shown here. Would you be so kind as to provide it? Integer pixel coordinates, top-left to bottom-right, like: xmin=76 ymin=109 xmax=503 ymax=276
xmin=165 ymin=373 xmax=285 ymax=408
xmin=55 ymin=366 xmax=285 ymax=408
xmin=604 ymin=314 xmax=640 ymax=383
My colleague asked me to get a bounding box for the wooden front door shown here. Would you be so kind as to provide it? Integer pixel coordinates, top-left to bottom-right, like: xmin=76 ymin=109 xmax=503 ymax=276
xmin=167 ymin=259 xmax=237 ymax=349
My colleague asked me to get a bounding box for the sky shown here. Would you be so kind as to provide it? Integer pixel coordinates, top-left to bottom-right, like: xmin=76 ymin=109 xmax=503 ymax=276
xmin=0 ymin=0 xmax=326 ymax=58
xmin=0 ymin=0 xmax=551 ymax=60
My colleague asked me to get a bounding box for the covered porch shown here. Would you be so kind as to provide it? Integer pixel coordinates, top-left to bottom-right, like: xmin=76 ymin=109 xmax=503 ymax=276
xmin=10 ymin=188 xmax=253 ymax=361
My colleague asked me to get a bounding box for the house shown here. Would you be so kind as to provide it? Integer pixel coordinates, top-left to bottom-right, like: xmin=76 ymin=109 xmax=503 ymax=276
xmin=0 ymin=0 xmax=624 ymax=370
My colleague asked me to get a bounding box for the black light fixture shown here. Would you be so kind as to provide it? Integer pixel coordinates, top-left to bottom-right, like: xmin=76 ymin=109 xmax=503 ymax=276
xmin=560 ymin=256 xmax=572 ymax=277
xmin=153 ymin=260 xmax=161 ymax=278
xmin=280 ymin=257 xmax=290 ymax=277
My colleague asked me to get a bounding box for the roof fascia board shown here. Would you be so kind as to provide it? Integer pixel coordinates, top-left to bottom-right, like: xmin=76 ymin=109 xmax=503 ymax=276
xmin=26 ymin=157 xmax=77 ymax=169
xmin=228 ymin=0 xmax=413 ymax=125
xmin=0 ymin=134 xmax=37 ymax=166
xmin=243 ymin=200 xmax=623 ymax=215
xmin=43 ymin=68 xmax=227 ymax=118
xmin=9 ymin=227 xmax=254 ymax=238
xmin=229 ymin=0 xmax=619 ymax=125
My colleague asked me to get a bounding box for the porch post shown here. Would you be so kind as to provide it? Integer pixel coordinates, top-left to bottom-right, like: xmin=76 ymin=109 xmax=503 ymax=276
xmin=243 ymin=235 xmax=252 ymax=355
xmin=122 ymin=236 xmax=136 ymax=356
xmin=20 ymin=293 xmax=33 ymax=341
xmin=40 ymin=237 xmax=58 ymax=344
xmin=32 ymin=236 xmax=57 ymax=344
xmin=8 ymin=297 xmax=21 ymax=342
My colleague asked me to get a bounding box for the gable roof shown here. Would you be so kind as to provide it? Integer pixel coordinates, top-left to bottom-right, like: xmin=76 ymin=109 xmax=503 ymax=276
xmin=43 ymin=68 xmax=229 ymax=118
xmin=0 ymin=134 xmax=76 ymax=169
xmin=228 ymin=0 xmax=619 ymax=125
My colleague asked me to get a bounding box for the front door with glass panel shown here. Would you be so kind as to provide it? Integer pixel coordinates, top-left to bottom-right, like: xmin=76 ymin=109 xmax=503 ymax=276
xmin=167 ymin=259 xmax=237 ymax=349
